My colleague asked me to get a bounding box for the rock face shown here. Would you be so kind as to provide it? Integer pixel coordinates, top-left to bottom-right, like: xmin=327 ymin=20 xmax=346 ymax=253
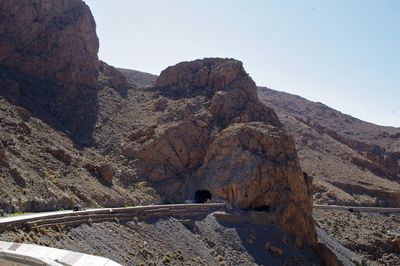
xmin=130 ymin=58 xmax=316 ymax=245
xmin=0 ymin=0 xmax=99 ymax=144
xmin=0 ymin=0 xmax=99 ymax=86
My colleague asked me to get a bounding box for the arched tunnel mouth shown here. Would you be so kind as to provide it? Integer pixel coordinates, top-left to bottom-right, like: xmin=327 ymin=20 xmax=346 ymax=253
xmin=194 ymin=190 xmax=212 ymax=203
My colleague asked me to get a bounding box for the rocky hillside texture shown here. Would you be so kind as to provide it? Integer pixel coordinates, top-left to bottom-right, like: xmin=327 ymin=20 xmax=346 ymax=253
xmin=0 ymin=213 xmax=324 ymax=266
xmin=314 ymin=209 xmax=400 ymax=266
xmin=0 ymin=0 xmax=100 ymax=144
xmin=258 ymin=87 xmax=400 ymax=207
xmin=117 ymin=68 xmax=158 ymax=88
xmin=0 ymin=0 xmax=156 ymax=213
xmin=119 ymin=58 xmax=317 ymax=246
xmin=0 ymin=0 xmax=337 ymax=264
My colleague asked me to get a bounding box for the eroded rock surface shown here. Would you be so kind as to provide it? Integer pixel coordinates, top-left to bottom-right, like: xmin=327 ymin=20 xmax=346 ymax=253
xmin=0 ymin=0 xmax=99 ymax=86
xmin=126 ymin=58 xmax=316 ymax=245
xmin=0 ymin=0 xmax=99 ymax=144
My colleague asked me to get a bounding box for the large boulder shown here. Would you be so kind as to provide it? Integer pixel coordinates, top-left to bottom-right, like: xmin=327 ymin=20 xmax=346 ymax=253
xmin=131 ymin=58 xmax=317 ymax=245
xmin=0 ymin=0 xmax=100 ymax=144
xmin=195 ymin=122 xmax=315 ymax=243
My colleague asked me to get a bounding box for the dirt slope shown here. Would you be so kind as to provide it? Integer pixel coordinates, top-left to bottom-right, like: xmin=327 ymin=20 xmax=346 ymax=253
xmin=0 ymin=212 xmax=322 ymax=266
xmin=258 ymin=87 xmax=400 ymax=207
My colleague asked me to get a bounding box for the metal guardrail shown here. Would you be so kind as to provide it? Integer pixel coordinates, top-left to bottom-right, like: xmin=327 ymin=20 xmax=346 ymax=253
xmin=0 ymin=203 xmax=227 ymax=233
xmin=0 ymin=204 xmax=226 ymax=266
xmin=314 ymin=204 xmax=400 ymax=213
xmin=0 ymin=249 xmax=62 ymax=266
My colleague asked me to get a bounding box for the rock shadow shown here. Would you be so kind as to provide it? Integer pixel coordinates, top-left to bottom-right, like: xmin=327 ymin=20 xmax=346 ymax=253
xmin=0 ymin=66 xmax=98 ymax=147
xmin=210 ymin=212 xmax=322 ymax=266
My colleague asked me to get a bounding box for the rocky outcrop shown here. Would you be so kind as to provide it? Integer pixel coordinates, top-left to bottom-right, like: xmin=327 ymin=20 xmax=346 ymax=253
xmin=129 ymin=58 xmax=317 ymax=245
xmin=99 ymin=61 xmax=128 ymax=96
xmin=195 ymin=122 xmax=315 ymax=243
xmin=0 ymin=0 xmax=99 ymax=86
xmin=0 ymin=0 xmax=99 ymax=144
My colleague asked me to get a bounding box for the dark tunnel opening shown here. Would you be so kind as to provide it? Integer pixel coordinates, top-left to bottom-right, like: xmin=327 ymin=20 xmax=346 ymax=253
xmin=194 ymin=190 xmax=212 ymax=203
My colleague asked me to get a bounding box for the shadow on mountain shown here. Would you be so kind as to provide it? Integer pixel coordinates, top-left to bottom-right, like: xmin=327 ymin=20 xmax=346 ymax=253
xmin=0 ymin=66 xmax=98 ymax=147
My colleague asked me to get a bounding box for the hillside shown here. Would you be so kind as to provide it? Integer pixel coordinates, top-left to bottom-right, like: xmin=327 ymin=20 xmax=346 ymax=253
xmin=258 ymin=87 xmax=400 ymax=207
xmin=121 ymin=73 xmax=400 ymax=207
xmin=6 ymin=0 xmax=400 ymax=265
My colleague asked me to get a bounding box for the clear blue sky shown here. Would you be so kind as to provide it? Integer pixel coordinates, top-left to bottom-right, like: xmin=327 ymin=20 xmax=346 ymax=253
xmin=85 ymin=0 xmax=400 ymax=127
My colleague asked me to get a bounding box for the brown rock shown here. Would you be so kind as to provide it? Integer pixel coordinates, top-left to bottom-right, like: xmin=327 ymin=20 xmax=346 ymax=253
xmin=48 ymin=148 xmax=72 ymax=165
xmin=133 ymin=58 xmax=317 ymax=246
xmin=391 ymin=238 xmax=400 ymax=251
xmin=196 ymin=122 xmax=316 ymax=244
xmin=0 ymin=150 xmax=9 ymax=168
xmin=156 ymin=58 xmax=249 ymax=98
xmin=16 ymin=107 xmax=32 ymax=122
xmin=315 ymin=243 xmax=341 ymax=266
xmin=136 ymin=119 xmax=210 ymax=183
xmin=0 ymin=0 xmax=100 ymax=144
xmin=96 ymin=163 xmax=113 ymax=186
xmin=270 ymin=246 xmax=284 ymax=256
xmin=16 ymin=122 xmax=31 ymax=135
xmin=153 ymin=97 xmax=168 ymax=112
xmin=0 ymin=0 xmax=99 ymax=87
xmin=10 ymin=168 xmax=26 ymax=187
xmin=99 ymin=61 xmax=128 ymax=95
xmin=294 ymin=237 xmax=303 ymax=249
xmin=84 ymin=163 xmax=113 ymax=186
xmin=128 ymin=127 xmax=155 ymax=143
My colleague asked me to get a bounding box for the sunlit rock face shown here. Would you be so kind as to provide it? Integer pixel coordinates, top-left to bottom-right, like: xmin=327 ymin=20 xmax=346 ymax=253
xmin=132 ymin=58 xmax=317 ymax=245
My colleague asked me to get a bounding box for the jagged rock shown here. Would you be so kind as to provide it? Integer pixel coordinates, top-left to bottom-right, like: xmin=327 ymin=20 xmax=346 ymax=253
xmin=0 ymin=0 xmax=100 ymax=144
xmin=133 ymin=58 xmax=317 ymax=245
xmin=99 ymin=61 xmax=128 ymax=95
xmin=128 ymin=127 xmax=155 ymax=143
xmin=0 ymin=0 xmax=99 ymax=87
xmin=10 ymin=168 xmax=26 ymax=187
xmin=16 ymin=107 xmax=32 ymax=122
xmin=153 ymin=97 xmax=168 ymax=112
xmin=47 ymin=148 xmax=72 ymax=165
xmin=96 ymin=163 xmax=113 ymax=186
xmin=0 ymin=150 xmax=9 ymax=168
xmin=84 ymin=163 xmax=113 ymax=186
xmin=137 ymin=119 xmax=210 ymax=182
xmin=270 ymin=246 xmax=284 ymax=256
xmin=196 ymin=122 xmax=316 ymax=243
xmin=155 ymin=58 xmax=249 ymax=97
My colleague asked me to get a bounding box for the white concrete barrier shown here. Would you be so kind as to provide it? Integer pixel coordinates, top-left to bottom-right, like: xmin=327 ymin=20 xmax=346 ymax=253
xmin=0 ymin=242 xmax=121 ymax=266
xmin=0 ymin=249 xmax=63 ymax=266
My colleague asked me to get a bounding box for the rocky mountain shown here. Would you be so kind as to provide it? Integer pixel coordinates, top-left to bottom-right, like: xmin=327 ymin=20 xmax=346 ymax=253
xmin=0 ymin=0 xmax=156 ymax=213
xmin=121 ymin=58 xmax=316 ymax=245
xmin=0 ymin=1 xmax=332 ymax=265
xmin=258 ymin=87 xmax=400 ymax=207
xmin=0 ymin=0 xmax=101 ymax=144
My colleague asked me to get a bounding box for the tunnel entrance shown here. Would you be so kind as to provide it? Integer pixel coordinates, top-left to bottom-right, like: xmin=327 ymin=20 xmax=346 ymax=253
xmin=194 ymin=190 xmax=212 ymax=203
